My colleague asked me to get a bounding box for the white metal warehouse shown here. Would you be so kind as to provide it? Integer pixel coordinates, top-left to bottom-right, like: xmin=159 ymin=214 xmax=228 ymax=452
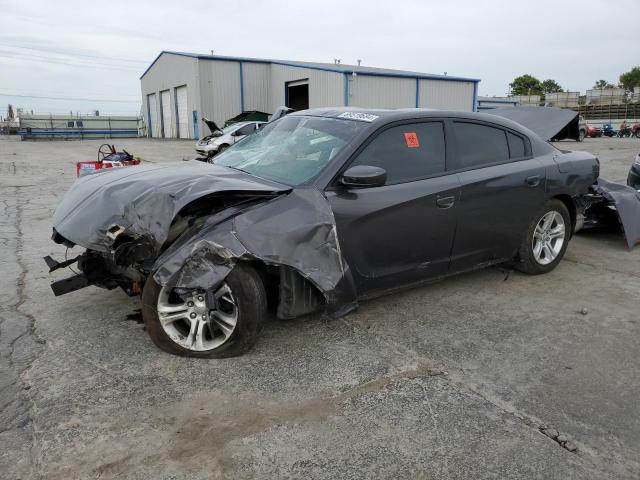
xmin=140 ymin=51 xmax=481 ymax=139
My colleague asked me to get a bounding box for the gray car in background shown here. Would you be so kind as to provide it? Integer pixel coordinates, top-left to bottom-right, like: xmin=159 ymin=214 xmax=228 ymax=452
xmin=195 ymin=120 xmax=265 ymax=157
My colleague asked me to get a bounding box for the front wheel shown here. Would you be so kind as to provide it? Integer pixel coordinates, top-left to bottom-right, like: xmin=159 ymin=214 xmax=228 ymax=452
xmin=515 ymin=200 xmax=571 ymax=275
xmin=578 ymin=130 xmax=585 ymax=142
xmin=216 ymin=144 xmax=229 ymax=155
xmin=141 ymin=263 xmax=267 ymax=358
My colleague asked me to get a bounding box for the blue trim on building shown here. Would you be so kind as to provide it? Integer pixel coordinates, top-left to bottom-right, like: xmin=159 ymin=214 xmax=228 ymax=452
xmin=472 ymin=82 xmax=478 ymax=112
xmin=20 ymin=129 xmax=137 ymax=136
xmin=141 ymin=51 xmax=481 ymax=84
xmin=239 ymin=61 xmax=245 ymax=112
xmin=192 ymin=111 xmax=199 ymax=139
xmin=477 ymin=99 xmax=519 ymax=105
xmin=344 ymin=74 xmax=349 ymax=106
xmin=415 ymin=78 xmax=420 ymax=107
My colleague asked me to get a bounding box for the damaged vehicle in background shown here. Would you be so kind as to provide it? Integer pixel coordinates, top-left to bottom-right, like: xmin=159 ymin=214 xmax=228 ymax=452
xmin=48 ymin=108 xmax=638 ymax=358
xmin=628 ymin=151 xmax=640 ymax=189
xmin=195 ymin=118 xmax=265 ymax=157
xmin=195 ymin=108 xmax=293 ymax=158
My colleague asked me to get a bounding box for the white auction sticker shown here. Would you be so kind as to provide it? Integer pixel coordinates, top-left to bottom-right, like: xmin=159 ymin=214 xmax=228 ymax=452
xmin=337 ymin=112 xmax=379 ymax=122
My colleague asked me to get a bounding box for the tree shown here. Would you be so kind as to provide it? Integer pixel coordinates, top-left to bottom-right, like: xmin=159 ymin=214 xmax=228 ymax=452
xmin=619 ymin=67 xmax=640 ymax=92
xmin=541 ymin=79 xmax=563 ymax=94
xmin=509 ymin=74 xmax=542 ymax=96
xmin=594 ymin=79 xmax=615 ymax=89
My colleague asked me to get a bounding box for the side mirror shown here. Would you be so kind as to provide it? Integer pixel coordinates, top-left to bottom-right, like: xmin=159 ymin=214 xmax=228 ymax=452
xmin=340 ymin=165 xmax=387 ymax=188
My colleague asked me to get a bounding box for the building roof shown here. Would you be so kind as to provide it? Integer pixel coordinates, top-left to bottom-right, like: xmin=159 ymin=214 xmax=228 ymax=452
xmin=141 ymin=51 xmax=481 ymax=84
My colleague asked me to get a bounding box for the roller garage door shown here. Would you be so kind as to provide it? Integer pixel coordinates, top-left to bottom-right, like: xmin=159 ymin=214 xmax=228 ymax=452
xmin=176 ymin=86 xmax=189 ymax=138
xmin=160 ymin=90 xmax=172 ymax=138
xmin=147 ymin=93 xmax=158 ymax=138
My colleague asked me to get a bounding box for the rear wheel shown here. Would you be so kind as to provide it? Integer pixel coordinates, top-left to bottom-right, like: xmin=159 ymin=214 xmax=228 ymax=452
xmin=515 ymin=200 xmax=571 ymax=275
xmin=142 ymin=263 xmax=267 ymax=358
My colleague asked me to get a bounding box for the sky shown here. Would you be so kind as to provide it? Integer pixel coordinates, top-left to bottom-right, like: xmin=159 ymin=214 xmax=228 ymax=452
xmin=0 ymin=0 xmax=637 ymax=118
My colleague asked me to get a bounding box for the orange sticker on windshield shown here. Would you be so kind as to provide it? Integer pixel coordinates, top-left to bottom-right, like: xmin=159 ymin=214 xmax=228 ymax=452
xmin=404 ymin=132 xmax=420 ymax=148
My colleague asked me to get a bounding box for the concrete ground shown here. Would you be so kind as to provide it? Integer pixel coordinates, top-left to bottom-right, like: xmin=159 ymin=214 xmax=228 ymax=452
xmin=0 ymin=135 xmax=639 ymax=479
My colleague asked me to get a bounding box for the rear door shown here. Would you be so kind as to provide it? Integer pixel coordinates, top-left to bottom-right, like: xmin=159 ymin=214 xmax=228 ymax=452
xmin=448 ymin=120 xmax=546 ymax=271
xmin=326 ymin=120 xmax=460 ymax=294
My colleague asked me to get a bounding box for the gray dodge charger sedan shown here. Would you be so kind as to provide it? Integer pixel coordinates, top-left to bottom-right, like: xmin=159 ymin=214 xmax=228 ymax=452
xmin=48 ymin=108 xmax=599 ymax=357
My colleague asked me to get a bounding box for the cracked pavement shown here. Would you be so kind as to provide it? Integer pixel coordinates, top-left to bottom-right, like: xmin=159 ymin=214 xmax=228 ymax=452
xmin=0 ymin=136 xmax=639 ymax=479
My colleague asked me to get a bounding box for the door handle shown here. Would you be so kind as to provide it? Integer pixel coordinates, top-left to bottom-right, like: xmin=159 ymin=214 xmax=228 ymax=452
xmin=525 ymin=175 xmax=541 ymax=187
xmin=436 ymin=195 xmax=455 ymax=209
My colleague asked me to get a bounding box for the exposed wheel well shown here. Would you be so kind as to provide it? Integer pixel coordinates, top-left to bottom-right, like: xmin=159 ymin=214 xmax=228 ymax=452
xmin=552 ymin=194 xmax=577 ymax=234
xmin=241 ymin=260 xmax=324 ymax=319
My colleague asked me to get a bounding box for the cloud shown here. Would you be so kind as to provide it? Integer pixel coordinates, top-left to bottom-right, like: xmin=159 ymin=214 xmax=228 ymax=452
xmin=0 ymin=0 xmax=636 ymax=115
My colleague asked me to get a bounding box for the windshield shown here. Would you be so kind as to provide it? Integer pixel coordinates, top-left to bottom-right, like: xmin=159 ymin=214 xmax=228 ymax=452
xmin=213 ymin=116 xmax=366 ymax=186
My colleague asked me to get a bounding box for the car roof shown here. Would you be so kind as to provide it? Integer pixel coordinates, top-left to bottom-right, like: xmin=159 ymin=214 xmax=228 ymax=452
xmin=296 ymin=106 xmax=520 ymax=126
xmin=290 ymin=107 xmax=547 ymax=142
xmin=291 ymin=107 xmax=558 ymax=158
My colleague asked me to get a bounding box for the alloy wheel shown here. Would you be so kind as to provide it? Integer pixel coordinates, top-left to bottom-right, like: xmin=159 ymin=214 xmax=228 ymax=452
xmin=532 ymin=211 xmax=566 ymax=265
xmin=157 ymin=283 xmax=238 ymax=351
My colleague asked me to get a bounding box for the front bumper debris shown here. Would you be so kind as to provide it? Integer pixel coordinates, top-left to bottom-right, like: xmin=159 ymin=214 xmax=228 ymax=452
xmin=45 ymin=248 xmax=144 ymax=297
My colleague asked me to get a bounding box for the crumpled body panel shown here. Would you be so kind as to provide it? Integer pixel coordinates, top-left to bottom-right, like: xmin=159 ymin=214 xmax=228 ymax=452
xmin=51 ymin=162 xmax=356 ymax=313
xmin=592 ymin=179 xmax=640 ymax=249
xmin=52 ymin=161 xmax=289 ymax=253
xmin=152 ymin=188 xmax=356 ymax=313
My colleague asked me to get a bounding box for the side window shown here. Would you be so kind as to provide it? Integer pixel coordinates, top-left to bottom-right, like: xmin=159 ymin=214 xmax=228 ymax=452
xmin=236 ymin=124 xmax=255 ymax=135
xmin=76 ymin=120 xmax=84 ymax=128
xmin=67 ymin=121 xmax=74 ymax=128
xmin=507 ymin=132 xmax=526 ymax=159
xmin=454 ymin=122 xmax=509 ymax=169
xmin=350 ymin=122 xmax=446 ymax=185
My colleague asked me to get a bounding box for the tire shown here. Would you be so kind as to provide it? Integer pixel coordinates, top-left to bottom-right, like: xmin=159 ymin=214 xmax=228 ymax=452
xmin=216 ymin=144 xmax=229 ymax=155
xmin=578 ymin=130 xmax=585 ymax=142
xmin=514 ymin=199 xmax=571 ymax=275
xmin=142 ymin=263 xmax=267 ymax=358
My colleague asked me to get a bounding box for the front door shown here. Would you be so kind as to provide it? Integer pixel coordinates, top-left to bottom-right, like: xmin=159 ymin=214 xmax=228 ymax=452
xmin=326 ymin=121 xmax=460 ymax=295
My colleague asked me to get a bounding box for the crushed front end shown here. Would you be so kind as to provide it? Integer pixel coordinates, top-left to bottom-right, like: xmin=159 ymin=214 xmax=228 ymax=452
xmin=46 ymin=228 xmax=149 ymax=297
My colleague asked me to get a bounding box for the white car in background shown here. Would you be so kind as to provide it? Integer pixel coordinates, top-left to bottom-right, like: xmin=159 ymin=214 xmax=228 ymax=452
xmin=195 ymin=119 xmax=265 ymax=157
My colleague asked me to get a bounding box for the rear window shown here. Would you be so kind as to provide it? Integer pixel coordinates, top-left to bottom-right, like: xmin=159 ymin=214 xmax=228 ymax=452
xmin=507 ymin=132 xmax=526 ymax=158
xmin=454 ymin=122 xmax=509 ymax=169
xmin=350 ymin=122 xmax=446 ymax=185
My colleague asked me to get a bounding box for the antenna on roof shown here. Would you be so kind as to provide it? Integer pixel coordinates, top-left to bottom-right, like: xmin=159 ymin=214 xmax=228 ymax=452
xmin=210 ymin=50 xmax=215 ymax=55
xmin=357 ymin=59 xmax=362 ymax=66
xmin=444 ymin=72 xmax=447 ymax=76
xmin=334 ymin=58 xmax=341 ymax=65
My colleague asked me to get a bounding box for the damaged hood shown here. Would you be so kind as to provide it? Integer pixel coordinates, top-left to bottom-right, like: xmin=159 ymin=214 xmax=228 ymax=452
xmin=52 ymin=161 xmax=289 ymax=252
xmin=202 ymin=117 xmax=222 ymax=135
